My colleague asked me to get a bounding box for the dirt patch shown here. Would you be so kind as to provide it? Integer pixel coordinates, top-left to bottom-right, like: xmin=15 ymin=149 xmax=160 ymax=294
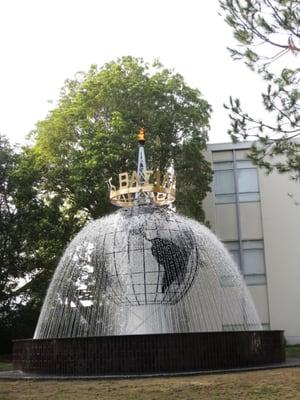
xmin=0 ymin=368 xmax=300 ymax=400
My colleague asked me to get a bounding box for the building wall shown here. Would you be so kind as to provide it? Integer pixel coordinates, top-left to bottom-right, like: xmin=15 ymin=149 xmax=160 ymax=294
xmin=204 ymin=142 xmax=300 ymax=344
xmin=259 ymin=167 xmax=300 ymax=344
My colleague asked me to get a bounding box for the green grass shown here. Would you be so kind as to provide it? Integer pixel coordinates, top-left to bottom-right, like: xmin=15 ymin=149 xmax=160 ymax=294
xmin=0 ymin=361 xmax=13 ymax=371
xmin=0 ymin=355 xmax=12 ymax=371
xmin=286 ymin=345 xmax=300 ymax=358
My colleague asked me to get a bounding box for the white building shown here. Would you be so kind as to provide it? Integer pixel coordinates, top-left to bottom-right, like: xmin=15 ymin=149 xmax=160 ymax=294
xmin=203 ymin=142 xmax=300 ymax=344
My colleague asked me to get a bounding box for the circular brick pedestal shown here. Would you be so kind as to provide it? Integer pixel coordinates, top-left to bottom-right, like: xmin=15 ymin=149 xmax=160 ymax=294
xmin=13 ymin=330 xmax=285 ymax=376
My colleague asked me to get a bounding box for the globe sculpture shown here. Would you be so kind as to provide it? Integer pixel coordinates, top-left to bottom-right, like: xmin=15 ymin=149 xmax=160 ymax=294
xmin=34 ymin=205 xmax=262 ymax=339
xmin=13 ymin=128 xmax=285 ymax=375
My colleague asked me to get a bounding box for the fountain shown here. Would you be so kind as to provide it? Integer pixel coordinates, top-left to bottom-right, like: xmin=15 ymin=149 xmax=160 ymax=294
xmin=13 ymin=129 xmax=285 ymax=376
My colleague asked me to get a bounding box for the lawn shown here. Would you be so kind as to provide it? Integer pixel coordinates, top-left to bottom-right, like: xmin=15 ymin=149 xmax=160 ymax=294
xmin=1 ymin=368 xmax=300 ymax=400
xmin=0 ymin=356 xmax=13 ymax=372
xmin=0 ymin=362 xmax=13 ymax=372
xmin=286 ymin=345 xmax=300 ymax=358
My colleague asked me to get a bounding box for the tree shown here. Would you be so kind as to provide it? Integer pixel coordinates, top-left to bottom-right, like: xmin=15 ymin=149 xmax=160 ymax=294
xmin=0 ymin=135 xmax=80 ymax=352
xmin=0 ymin=134 xmax=22 ymax=351
xmin=28 ymin=56 xmax=212 ymax=221
xmin=0 ymin=136 xmax=42 ymax=350
xmin=219 ymin=0 xmax=300 ymax=178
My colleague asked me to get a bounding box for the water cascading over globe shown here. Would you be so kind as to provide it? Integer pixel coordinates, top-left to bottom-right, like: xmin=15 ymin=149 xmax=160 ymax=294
xmin=34 ymin=129 xmax=262 ymax=339
xmin=14 ymin=128 xmax=284 ymax=376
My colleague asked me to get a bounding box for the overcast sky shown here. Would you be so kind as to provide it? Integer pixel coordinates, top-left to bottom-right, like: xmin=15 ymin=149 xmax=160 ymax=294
xmin=0 ymin=0 xmax=266 ymax=145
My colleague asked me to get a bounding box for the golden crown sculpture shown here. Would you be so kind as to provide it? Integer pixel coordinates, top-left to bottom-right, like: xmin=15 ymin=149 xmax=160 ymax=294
xmin=109 ymin=129 xmax=176 ymax=208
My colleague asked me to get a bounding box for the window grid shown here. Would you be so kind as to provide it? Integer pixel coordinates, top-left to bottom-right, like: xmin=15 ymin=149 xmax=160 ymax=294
xmin=223 ymin=240 xmax=266 ymax=285
xmin=213 ymin=158 xmax=260 ymax=204
xmin=213 ymin=150 xmax=266 ymax=287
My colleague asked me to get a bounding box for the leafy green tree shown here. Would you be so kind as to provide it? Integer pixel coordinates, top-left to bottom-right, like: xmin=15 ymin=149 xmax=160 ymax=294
xmin=0 ymin=136 xmax=40 ymax=350
xmin=0 ymin=135 xmax=81 ymax=351
xmin=0 ymin=134 xmax=22 ymax=351
xmin=29 ymin=56 xmax=212 ymax=221
xmin=220 ymin=0 xmax=300 ymax=177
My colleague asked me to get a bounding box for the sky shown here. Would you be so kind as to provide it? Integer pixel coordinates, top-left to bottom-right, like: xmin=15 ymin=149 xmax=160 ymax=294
xmin=0 ymin=0 xmax=267 ymax=145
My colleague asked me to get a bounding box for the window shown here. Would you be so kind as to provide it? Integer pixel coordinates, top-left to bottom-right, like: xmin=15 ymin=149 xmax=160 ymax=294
xmin=213 ymin=158 xmax=260 ymax=204
xmin=224 ymin=240 xmax=266 ymax=285
xmin=214 ymin=170 xmax=235 ymax=194
xmin=220 ymin=242 xmax=240 ymax=287
xmin=224 ymin=241 xmax=240 ymax=268
xmin=236 ymin=161 xmax=260 ymax=202
xmin=243 ymin=241 xmax=266 ymax=285
xmin=213 ymin=162 xmax=235 ymax=204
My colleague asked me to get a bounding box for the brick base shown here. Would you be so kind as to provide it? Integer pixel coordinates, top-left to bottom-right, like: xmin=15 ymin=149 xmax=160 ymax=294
xmin=13 ymin=331 xmax=285 ymax=376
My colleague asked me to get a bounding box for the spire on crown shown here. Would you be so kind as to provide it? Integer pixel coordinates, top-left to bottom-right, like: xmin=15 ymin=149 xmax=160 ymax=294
xmin=108 ymin=128 xmax=176 ymax=208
